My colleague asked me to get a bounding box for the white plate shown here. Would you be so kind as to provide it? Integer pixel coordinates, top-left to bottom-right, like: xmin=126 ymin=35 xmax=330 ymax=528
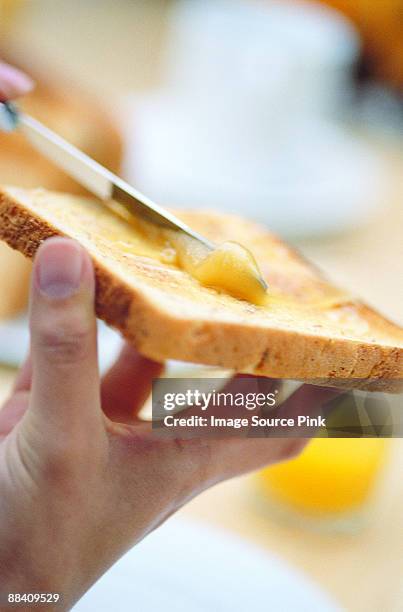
xmin=74 ymin=517 xmax=340 ymax=612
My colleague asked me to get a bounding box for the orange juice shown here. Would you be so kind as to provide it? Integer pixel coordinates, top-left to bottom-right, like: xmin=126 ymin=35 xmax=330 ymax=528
xmin=258 ymin=438 xmax=389 ymax=517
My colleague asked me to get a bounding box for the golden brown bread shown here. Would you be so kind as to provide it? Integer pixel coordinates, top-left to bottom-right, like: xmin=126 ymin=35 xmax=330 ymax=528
xmin=0 ymin=242 xmax=31 ymax=318
xmin=0 ymin=186 xmax=402 ymax=392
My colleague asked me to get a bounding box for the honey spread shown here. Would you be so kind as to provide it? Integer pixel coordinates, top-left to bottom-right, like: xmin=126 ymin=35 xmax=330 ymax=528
xmin=168 ymin=233 xmax=268 ymax=305
xmin=111 ymin=203 xmax=268 ymax=305
xmin=108 ymin=200 xmax=352 ymax=311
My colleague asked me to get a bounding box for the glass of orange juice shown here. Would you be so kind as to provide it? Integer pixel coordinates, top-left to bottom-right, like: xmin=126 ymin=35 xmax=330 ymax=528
xmin=257 ymin=437 xmax=389 ymax=532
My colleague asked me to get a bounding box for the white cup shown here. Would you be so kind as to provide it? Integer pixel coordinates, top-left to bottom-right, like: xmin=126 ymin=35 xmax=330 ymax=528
xmin=124 ymin=0 xmax=385 ymax=237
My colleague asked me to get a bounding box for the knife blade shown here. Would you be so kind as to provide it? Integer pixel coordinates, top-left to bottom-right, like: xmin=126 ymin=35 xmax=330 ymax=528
xmin=0 ymin=101 xmax=214 ymax=249
xmin=0 ymin=101 xmax=268 ymax=294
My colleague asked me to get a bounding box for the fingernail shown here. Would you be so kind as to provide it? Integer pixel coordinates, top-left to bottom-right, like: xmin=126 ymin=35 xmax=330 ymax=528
xmin=36 ymin=239 xmax=83 ymax=299
xmin=0 ymin=63 xmax=34 ymax=100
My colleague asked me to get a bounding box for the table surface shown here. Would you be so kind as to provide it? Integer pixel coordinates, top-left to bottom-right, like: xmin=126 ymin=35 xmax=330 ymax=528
xmin=1 ymin=3 xmax=403 ymax=610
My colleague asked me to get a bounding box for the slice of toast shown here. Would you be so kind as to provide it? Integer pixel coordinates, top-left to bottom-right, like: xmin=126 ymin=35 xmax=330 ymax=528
xmin=0 ymin=186 xmax=402 ymax=392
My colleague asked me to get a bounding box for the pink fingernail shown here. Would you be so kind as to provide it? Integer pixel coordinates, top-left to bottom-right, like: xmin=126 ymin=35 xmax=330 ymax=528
xmin=36 ymin=238 xmax=84 ymax=299
xmin=0 ymin=63 xmax=34 ymax=100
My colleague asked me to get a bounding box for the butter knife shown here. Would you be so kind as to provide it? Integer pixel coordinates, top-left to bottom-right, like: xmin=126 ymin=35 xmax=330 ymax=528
xmin=0 ymin=101 xmax=214 ymax=248
xmin=0 ymin=101 xmax=268 ymax=292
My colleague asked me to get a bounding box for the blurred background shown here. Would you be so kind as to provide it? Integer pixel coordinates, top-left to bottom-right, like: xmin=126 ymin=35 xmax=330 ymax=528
xmin=0 ymin=1 xmax=402 ymax=610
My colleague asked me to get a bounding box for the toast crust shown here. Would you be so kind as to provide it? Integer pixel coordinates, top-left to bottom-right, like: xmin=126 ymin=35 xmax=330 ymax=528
xmin=0 ymin=186 xmax=402 ymax=392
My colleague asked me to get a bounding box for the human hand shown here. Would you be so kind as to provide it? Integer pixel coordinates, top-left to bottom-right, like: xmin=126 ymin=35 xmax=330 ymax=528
xmin=0 ymin=61 xmax=33 ymax=101
xmin=0 ymin=238 xmax=337 ymax=609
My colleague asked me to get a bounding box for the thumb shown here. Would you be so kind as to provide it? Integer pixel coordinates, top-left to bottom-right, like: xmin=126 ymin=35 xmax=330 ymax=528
xmin=26 ymin=237 xmax=102 ymax=435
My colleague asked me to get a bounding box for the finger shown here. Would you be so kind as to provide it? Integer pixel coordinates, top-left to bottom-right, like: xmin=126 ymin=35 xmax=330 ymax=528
xmin=164 ymin=374 xmax=279 ymax=435
xmin=215 ymin=374 xmax=279 ymax=418
xmin=275 ymin=384 xmax=342 ymax=434
xmin=12 ymin=353 xmax=32 ymax=392
xmin=164 ymin=380 xmax=342 ymax=488
xmin=203 ymin=437 xmax=308 ymax=485
xmin=203 ymin=384 xmax=343 ymax=481
xmin=101 ymin=343 xmax=163 ymax=423
xmin=26 ymin=238 xmax=102 ymax=434
xmin=0 ymin=62 xmax=34 ymax=101
xmin=0 ymin=392 xmax=29 ymax=439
